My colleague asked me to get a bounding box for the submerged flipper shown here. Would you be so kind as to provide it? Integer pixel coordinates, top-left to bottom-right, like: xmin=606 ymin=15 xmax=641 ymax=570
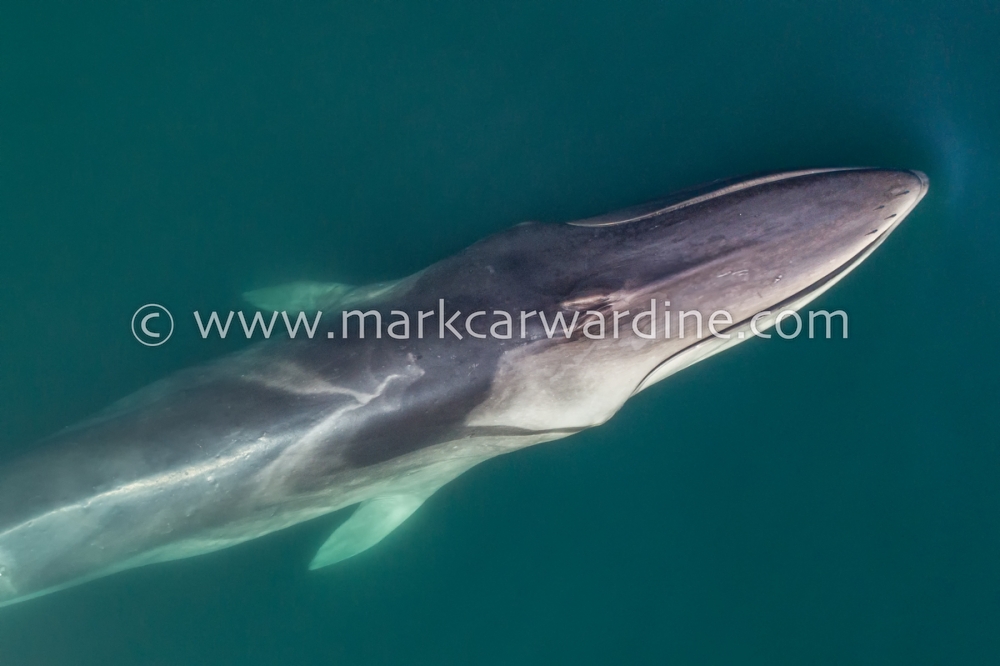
xmin=308 ymin=452 xmax=493 ymax=570
xmin=244 ymin=281 xmax=356 ymax=312
xmin=309 ymin=494 xmax=428 ymax=570
xmin=244 ymin=274 xmax=421 ymax=313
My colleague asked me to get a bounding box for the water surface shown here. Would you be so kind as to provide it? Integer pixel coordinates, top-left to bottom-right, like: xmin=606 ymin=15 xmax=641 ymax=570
xmin=1 ymin=1 xmax=998 ymax=664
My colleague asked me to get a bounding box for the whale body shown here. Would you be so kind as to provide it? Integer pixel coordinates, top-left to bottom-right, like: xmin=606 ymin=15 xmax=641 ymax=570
xmin=0 ymin=168 xmax=928 ymax=607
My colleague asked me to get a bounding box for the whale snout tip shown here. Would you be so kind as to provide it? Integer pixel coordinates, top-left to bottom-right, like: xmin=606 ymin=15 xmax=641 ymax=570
xmin=861 ymin=167 xmax=929 ymax=219
xmin=896 ymin=169 xmax=929 ymax=215
xmin=909 ymin=170 xmax=929 ymax=202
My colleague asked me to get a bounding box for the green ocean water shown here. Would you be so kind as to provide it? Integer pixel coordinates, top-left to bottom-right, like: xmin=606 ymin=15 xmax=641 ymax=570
xmin=1 ymin=1 xmax=998 ymax=663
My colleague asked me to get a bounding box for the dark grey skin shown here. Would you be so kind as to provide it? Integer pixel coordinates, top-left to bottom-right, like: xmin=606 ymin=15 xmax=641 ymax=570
xmin=0 ymin=168 xmax=927 ymax=607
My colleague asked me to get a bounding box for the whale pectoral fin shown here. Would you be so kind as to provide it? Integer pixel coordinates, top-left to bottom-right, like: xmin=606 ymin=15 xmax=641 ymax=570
xmin=308 ymin=494 xmax=428 ymax=570
xmin=244 ymin=273 xmax=421 ymax=312
xmin=243 ymin=281 xmax=358 ymax=312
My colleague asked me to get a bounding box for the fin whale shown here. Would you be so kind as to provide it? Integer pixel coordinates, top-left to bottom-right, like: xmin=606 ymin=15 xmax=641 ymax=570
xmin=0 ymin=168 xmax=928 ymax=607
